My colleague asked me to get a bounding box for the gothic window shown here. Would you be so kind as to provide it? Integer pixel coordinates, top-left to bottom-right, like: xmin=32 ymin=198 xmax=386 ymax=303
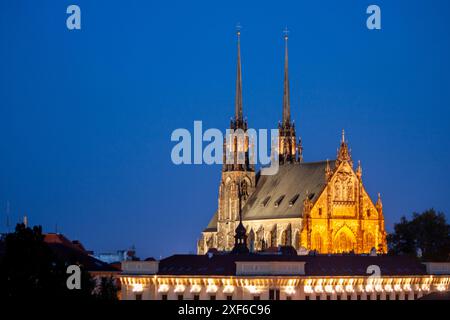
xmin=270 ymin=225 xmax=277 ymax=247
xmin=347 ymin=181 xmax=353 ymax=200
xmin=364 ymin=232 xmax=375 ymax=252
xmin=248 ymin=229 xmax=255 ymax=252
xmin=206 ymin=235 xmax=214 ymax=249
xmin=334 ymin=228 xmax=356 ymax=253
xmin=227 ymin=232 xmax=234 ymax=249
xmin=293 ymin=230 xmax=300 ymax=250
xmin=240 ymin=179 xmax=249 ymax=201
xmin=256 ymin=226 xmax=264 ymax=250
xmin=312 ymin=233 xmax=323 ymax=252
xmin=284 ymin=224 xmax=292 ymax=246
xmin=280 ymin=230 xmax=286 ymax=246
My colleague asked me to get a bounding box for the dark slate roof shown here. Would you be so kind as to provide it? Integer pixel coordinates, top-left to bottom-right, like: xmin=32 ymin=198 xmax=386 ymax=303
xmin=243 ymin=161 xmax=332 ymax=220
xmin=157 ymin=254 xmax=427 ymax=277
xmin=203 ymin=161 xmax=333 ymax=231
xmin=204 ymin=211 xmax=218 ymax=232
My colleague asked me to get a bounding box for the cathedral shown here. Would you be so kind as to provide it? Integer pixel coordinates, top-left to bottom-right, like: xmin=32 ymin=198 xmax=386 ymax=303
xmin=197 ymin=31 xmax=387 ymax=255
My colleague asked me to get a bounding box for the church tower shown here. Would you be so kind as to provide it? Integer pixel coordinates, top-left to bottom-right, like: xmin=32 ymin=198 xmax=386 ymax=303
xmin=216 ymin=29 xmax=256 ymax=251
xmin=278 ymin=31 xmax=300 ymax=164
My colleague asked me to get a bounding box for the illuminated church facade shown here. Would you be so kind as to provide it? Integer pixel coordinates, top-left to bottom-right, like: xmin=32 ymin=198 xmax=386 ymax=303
xmin=118 ymin=32 xmax=450 ymax=301
xmin=197 ymin=31 xmax=387 ymax=255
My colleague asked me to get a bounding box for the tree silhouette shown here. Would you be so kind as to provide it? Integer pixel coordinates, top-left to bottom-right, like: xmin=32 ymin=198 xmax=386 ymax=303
xmin=387 ymin=209 xmax=450 ymax=261
xmin=0 ymin=223 xmax=94 ymax=299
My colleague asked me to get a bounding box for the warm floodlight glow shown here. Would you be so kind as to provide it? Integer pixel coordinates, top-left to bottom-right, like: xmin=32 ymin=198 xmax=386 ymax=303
xmin=394 ymin=284 xmax=402 ymax=292
xmin=285 ymin=286 xmax=296 ymax=295
xmin=245 ymin=285 xmax=259 ymax=294
xmin=206 ymin=285 xmax=218 ymax=293
xmin=375 ymin=284 xmax=383 ymax=292
xmin=421 ymin=284 xmax=430 ymax=291
xmin=132 ymin=283 xmax=143 ymax=292
xmin=304 ymin=285 xmax=313 ymax=294
xmin=345 ymin=285 xmax=354 ymax=293
xmin=190 ymin=284 xmax=201 ymax=293
xmin=158 ymin=284 xmax=169 ymax=293
xmin=174 ymin=284 xmax=186 ymax=293
xmin=437 ymin=284 xmax=446 ymax=292
xmin=384 ymin=284 xmax=393 ymax=292
xmin=314 ymin=285 xmax=323 ymax=293
xmin=325 ymin=285 xmax=334 ymax=293
xmin=335 ymin=285 xmax=344 ymax=293
xmin=223 ymin=285 xmax=234 ymax=293
xmin=365 ymin=284 xmax=374 ymax=293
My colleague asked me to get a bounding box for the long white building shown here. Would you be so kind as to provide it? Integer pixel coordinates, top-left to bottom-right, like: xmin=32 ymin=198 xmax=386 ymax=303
xmin=119 ymin=251 xmax=450 ymax=300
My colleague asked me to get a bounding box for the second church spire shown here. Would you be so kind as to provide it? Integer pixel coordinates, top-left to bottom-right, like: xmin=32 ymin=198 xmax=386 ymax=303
xmin=279 ymin=29 xmax=298 ymax=164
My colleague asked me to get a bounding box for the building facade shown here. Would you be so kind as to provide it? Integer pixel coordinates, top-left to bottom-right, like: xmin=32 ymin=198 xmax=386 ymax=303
xmin=197 ymin=32 xmax=387 ymax=255
xmin=120 ymin=254 xmax=450 ymax=300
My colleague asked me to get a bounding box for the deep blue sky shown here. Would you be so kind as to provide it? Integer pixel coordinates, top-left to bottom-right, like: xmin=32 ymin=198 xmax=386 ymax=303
xmin=1 ymin=0 xmax=449 ymax=259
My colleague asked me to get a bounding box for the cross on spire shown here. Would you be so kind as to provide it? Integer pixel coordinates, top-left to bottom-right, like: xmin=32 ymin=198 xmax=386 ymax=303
xmin=283 ymin=26 xmax=289 ymax=40
xmin=282 ymin=27 xmax=290 ymax=125
xmin=234 ymin=24 xmax=243 ymax=122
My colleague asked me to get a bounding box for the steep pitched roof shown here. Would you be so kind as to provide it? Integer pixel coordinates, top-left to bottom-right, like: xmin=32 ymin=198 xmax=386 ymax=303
xmin=203 ymin=161 xmax=332 ymax=231
xmin=242 ymin=161 xmax=331 ymax=220
xmin=204 ymin=211 xmax=218 ymax=232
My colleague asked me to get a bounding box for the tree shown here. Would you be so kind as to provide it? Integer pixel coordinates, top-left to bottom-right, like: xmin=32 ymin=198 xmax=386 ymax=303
xmin=0 ymin=223 xmax=94 ymax=299
xmin=387 ymin=209 xmax=450 ymax=261
xmin=93 ymin=276 xmax=119 ymax=300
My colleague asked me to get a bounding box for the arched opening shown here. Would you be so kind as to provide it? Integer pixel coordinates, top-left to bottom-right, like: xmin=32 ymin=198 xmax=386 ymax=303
xmin=270 ymin=225 xmax=277 ymax=248
xmin=248 ymin=229 xmax=255 ymax=252
xmin=293 ymin=230 xmax=300 ymax=250
xmin=364 ymin=232 xmax=375 ymax=252
xmin=312 ymin=232 xmax=323 ymax=252
xmin=334 ymin=227 xmax=356 ymax=253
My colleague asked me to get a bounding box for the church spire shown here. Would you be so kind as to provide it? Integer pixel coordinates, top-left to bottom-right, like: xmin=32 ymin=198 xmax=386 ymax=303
xmin=336 ymin=129 xmax=352 ymax=166
xmin=282 ymin=29 xmax=290 ymax=125
xmin=278 ymin=28 xmax=297 ymax=164
xmin=235 ymin=27 xmax=243 ymax=123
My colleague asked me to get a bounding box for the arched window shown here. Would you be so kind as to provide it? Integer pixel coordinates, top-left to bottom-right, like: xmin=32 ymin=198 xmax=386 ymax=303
xmin=293 ymin=231 xmax=300 ymax=250
xmin=364 ymin=232 xmax=375 ymax=252
xmin=248 ymin=229 xmax=255 ymax=252
xmin=334 ymin=228 xmax=356 ymax=253
xmin=312 ymin=233 xmax=323 ymax=252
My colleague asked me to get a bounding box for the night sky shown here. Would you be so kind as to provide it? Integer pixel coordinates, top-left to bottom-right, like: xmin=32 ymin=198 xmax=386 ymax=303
xmin=1 ymin=0 xmax=449 ymax=259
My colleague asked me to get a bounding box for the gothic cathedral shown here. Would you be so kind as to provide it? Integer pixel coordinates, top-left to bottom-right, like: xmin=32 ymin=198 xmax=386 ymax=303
xmin=197 ymin=31 xmax=387 ymax=255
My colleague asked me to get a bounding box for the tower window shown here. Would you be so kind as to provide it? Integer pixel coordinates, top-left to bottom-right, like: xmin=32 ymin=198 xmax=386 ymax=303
xmin=274 ymin=195 xmax=285 ymax=207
